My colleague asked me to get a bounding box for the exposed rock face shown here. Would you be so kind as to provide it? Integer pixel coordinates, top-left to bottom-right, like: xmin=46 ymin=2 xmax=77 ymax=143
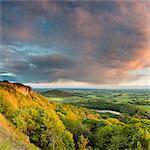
xmin=0 ymin=80 xmax=32 ymax=96
xmin=13 ymin=83 xmax=32 ymax=96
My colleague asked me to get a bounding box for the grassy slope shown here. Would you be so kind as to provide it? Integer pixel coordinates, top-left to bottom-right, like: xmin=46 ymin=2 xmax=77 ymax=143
xmin=0 ymin=114 xmax=39 ymax=150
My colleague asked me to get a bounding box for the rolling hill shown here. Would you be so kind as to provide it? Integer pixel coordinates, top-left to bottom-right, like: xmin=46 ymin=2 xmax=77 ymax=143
xmin=41 ymin=89 xmax=75 ymax=98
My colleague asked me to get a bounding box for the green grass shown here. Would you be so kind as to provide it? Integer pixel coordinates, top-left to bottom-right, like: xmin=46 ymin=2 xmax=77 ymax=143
xmin=137 ymin=105 xmax=150 ymax=112
xmin=48 ymin=97 xmax=64 ymax=101
xmin=0 ymin=137 xmax=16 ymax=150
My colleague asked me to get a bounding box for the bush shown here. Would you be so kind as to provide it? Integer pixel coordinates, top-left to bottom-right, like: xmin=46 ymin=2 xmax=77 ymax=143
xmin=12 ymin=107 xmax=75 ymax=150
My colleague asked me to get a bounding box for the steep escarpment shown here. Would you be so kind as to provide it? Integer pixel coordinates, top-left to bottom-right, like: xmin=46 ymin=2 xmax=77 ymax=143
xmin=0 ymin=80 xmax=32 ymax=96
xmin=0 ymin=80 xmax=48 ymax=115
xmin=13 ymin=83 xmax=32 ymax=96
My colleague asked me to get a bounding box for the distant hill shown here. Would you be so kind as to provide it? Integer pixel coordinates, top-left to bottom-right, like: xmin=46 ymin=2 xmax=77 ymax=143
xmin=41 ymin=89 xmax=75 ymax=97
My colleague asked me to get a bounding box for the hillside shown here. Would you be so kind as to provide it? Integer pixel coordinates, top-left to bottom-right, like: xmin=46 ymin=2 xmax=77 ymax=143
xmin=0 ymin=114 xmax=39 ymax=150
xmin=41 ymin=89 xmax=75 ymax=97
xmin=0 ymin=81 xmax=150 ymax=150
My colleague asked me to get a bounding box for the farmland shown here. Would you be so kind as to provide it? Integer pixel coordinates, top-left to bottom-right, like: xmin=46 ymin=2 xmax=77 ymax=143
xmin=40 ymin=89 xmax=150 ymax=119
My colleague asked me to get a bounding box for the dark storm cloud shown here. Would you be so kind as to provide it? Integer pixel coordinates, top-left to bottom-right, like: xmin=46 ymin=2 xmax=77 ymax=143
xmin=0 ymin=0 xmax=150 ymax=84
xmin=29 ymin=54 xmax=74 ymax=69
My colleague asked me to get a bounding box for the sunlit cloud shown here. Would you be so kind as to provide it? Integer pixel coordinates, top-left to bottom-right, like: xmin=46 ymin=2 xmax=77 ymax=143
xmin=1 ymin=1 xmax=150 ymax=86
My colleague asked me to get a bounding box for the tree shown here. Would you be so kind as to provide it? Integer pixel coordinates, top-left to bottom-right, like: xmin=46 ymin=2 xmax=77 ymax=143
xmin=78 ymin=135 xmax=89 ymax=150
xmin=136 ymin=141 xmax=143 ymax=150
xmin=12 ymin=107 xmax=75 ymax=150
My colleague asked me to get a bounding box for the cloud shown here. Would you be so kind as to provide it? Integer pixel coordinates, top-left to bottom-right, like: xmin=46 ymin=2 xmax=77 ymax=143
xmin=20 ymin=54 xmax=75 ymax=82
xmin=71 ymin=7 xmax=102 ymax=39
xmin=26 ymin=79 xmax=92 ymax=88
xmin=12 ymin=28 xmax=32 ymax=41
xmin=29 ymin=54 xmax=74 ymax=69
xmin=0 ymin=1 xmax=150 ymax=85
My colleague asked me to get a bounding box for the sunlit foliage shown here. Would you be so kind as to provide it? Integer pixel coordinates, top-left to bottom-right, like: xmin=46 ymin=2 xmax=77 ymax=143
xmin=0 ymin=81 xmax=149 ymax=150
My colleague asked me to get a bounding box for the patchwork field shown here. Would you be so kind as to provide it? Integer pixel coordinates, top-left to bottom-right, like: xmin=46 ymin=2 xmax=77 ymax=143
xmin=40 ymin=89 xmax=150 ymax=119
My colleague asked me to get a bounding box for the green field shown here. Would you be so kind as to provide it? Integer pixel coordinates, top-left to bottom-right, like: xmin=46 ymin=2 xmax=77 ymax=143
xmin=41 ymin=89 xmax=150 ymax=119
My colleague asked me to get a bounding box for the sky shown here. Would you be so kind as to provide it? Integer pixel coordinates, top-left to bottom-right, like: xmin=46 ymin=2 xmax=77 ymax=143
xmin=0 ymin=0 xmax=150 ymax=88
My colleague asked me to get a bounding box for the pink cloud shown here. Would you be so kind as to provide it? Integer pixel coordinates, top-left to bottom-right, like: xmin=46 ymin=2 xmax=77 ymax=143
xmin=71 ymin=7 xmax=102 ymax=39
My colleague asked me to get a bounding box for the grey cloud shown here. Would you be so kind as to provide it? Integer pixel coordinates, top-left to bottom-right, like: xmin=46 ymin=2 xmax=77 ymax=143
xmin=29 ymin=54 xmax=74 ymax=69
xmin=0 ymin=1 xmax=149 ymax=84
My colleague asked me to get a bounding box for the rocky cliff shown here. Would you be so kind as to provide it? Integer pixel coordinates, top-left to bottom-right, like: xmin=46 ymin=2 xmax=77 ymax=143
xmin=0 ymin=80 xmax=32 ymax=96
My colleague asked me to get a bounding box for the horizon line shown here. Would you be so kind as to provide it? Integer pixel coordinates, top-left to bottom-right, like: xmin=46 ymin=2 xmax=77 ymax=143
xmin=25 ymin=83 xmax=150 ymax=89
